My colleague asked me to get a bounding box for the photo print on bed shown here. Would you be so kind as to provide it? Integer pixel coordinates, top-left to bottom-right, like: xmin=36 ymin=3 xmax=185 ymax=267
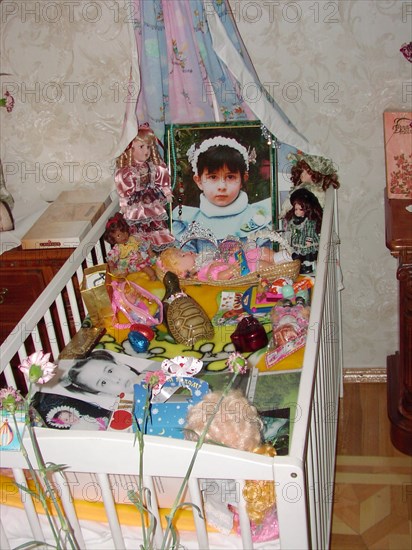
xmin=32 ymin=350 xmax=160 ymax=432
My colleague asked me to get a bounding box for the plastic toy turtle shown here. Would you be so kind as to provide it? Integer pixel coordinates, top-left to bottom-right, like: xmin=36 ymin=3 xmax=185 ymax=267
xmin=162 ymin=271 xmax=214 ymax=346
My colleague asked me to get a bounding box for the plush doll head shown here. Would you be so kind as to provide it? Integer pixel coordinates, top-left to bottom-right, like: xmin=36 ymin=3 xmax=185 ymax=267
xmin=104 ymin=212 xmax=130 ymax=245
xmin=185 ymin=389 xmax=276 ymax=526
xmin=185 ymin=389 xmax=263 ymax=452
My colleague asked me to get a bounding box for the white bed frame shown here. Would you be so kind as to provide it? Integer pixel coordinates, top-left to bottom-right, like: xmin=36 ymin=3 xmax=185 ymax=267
xmin=0 ymin=188 xmax=343 ymax=550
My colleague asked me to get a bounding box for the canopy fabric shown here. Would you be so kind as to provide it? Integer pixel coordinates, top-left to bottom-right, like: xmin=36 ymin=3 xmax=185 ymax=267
xmin=131 ymin=0 xmax=314 ymax=153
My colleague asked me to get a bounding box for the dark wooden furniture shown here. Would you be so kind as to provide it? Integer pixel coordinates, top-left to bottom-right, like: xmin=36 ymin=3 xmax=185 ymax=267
xmin=385 ymin=193 xmax=412 ymax=455
xmin=0 ymin=246 xmax=74 ymax=345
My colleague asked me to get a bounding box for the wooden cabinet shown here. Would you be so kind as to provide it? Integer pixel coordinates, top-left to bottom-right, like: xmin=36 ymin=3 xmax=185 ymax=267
xmin=385 ymin=193 xmax=412 ymax=456
xmin=0 ymin=247 xmax=74 ymax=344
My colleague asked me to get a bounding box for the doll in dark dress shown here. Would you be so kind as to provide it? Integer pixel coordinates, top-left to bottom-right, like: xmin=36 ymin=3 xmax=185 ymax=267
xmin=284 ymin=188 xmax=323 ymax=274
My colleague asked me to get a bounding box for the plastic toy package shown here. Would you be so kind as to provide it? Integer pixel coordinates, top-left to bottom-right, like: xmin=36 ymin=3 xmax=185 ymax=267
xmin=265 ymin=302 xmax=311 ymax=368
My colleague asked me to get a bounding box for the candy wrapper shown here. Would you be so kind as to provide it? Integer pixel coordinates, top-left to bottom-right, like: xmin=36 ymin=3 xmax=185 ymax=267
xmin=265 ymin=303 xmax=311 ymax=368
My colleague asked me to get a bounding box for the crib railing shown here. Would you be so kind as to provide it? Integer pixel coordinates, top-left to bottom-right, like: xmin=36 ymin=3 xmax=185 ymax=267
xmin=0 ymin=189 xmax=342 ymax=550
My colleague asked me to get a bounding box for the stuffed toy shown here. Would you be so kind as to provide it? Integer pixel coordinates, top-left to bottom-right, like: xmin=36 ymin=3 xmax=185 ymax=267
xmin=184 ymin=389 xmax=279 ymax=542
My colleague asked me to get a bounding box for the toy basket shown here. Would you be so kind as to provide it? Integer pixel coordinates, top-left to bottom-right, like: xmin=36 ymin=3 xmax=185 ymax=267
xmin=155 ymin=227 xmax=301 ymax=287
xmin=154 ymin=259 xmax=300 ymax=287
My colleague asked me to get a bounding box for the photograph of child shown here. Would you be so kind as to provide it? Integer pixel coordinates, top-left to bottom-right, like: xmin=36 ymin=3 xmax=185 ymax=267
xmin=32 ymin=392 xmax=111 ymax=431
xmin=169 ymin=124 xmax=276 ymax=248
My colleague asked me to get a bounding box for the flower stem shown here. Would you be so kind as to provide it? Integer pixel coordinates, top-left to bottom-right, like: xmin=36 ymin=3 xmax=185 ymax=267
xmin=161 ymin=372 xmax=239 ymax=550
xmin=25 ymin=383 xmax=78 ymax=549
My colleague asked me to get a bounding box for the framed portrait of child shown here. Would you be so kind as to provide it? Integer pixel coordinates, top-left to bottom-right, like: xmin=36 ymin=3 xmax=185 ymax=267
xmin=165 ymin=121 xmax=278 ymax=248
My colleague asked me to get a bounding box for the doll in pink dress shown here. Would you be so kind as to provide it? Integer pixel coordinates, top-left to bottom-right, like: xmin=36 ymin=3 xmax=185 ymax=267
xmin=115 ymin=125 xmax=176 ymax=251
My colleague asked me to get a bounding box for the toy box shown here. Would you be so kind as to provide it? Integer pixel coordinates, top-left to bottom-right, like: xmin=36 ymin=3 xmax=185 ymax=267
xmin=134 ymin=376 xmax=209 ymax=439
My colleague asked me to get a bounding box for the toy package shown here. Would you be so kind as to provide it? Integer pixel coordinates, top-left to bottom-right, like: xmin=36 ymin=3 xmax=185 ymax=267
xmin=265 ymin=303 xmax=311 ymax=368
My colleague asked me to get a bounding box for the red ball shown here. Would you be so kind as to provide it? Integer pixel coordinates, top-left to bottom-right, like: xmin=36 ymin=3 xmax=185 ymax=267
xmin=130 ymin=324 xmax=155 ymax=341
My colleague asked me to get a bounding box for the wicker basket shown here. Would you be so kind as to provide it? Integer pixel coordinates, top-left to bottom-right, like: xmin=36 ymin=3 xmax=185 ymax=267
xmin=154 ymin=259 xmax=301 ymax=288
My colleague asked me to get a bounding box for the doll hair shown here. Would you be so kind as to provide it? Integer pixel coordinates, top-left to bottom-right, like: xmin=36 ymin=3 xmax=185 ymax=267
xmin=284 ymin=188 xmax=323 ymax=234
xmin=291 ymin=159 xmax=339 ymax=191
xmin=184 ymin=389 xmax=263 ymax=452
xmin=104 ymin=212 xmax=130 ymax=245
xmin=185 ymin=390 xmax=276 ymax=524
xmin=158 ymin=247 xmax=191 ymax=277
xmin=116 ymin=125 xmax=162 ymax=168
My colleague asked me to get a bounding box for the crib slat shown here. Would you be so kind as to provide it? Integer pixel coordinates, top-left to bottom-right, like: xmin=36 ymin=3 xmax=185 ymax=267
xmin=97 ymin=472 xmax=126 ymax=550
xmin=12 ymin=468 xmax=45 ymax=543
xmin=43 ymin=309 xmax=60 ymax=359
xmin=65 ymin=277 xmax=82 ymax=330
xmin=237 ymin=479 xmax=254 ymax=550
xmin=188 ymin=477 xmax=209 ymax=549
xmin=143 ymin=474 xmax=164 ymax=549
xmin=52 ymin=472 xmax=86 ymax=549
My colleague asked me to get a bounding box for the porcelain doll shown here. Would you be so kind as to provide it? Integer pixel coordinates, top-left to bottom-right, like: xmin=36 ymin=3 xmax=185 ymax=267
xmin=280 ymin=152 xmax=339 ymax=218
xmin=115 ymin=125 xmax=176 ymax=251
xmin=104 ymin=212 xmax=157 ymax=279
xmin=284 ymin=188 xmax=323 ymax=274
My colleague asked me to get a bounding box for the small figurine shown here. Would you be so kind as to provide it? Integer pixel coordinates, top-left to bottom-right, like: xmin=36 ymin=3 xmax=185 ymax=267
xmin=115 ymin=124 xmax=176 ymax=251
xmin=162 ymin=271 xmax=214 ymax=346
xmin=104 ymin=212 xmax=157 ymax=279
xmin=284 ymin=188 xmax=323 ymax=274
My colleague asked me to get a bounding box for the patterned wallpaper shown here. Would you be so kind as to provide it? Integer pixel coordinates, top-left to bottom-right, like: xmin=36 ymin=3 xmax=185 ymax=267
xmin=0 ymin=1 xmax=139 ymax=204
xmin=1 ymin=0 xmax=410 ymax=369
xmin=230 ymin=0 xmax=411 ymax=369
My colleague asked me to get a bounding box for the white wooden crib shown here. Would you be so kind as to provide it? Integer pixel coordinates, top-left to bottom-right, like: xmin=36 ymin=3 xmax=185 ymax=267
xmin=0 ymin=188 xmax=343 ymax=550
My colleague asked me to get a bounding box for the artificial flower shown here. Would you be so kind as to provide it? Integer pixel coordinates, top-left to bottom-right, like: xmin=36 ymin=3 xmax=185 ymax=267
xmin=226 ymin=351 xmax=248 ymax=374
xmin=144 ymin=370 xmax=167 ymax=389
xmin=18 ymin=351 xmax=57 ymax=384
xmin=0 ymin=386 xmax=22 ymax=413
xmin=0 ymin=90 xmax=14 ymax=112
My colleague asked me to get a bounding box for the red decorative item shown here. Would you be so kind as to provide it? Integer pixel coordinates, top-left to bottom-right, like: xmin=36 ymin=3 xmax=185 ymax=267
xmin=109 ymin=410 xmax=133 ymax=431
xmin=230 ymin=316 xmax=268 ymax=352
xmin=130 ymin=324 xmax=155 ymax=341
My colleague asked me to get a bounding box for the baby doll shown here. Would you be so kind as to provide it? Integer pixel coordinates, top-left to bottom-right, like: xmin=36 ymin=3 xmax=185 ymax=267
xmin=284 ymin=188 xmax=323 ymax=274
xmin=158 ymin=245 xmax=292 ymax=281
xmin=104 ymin=212 xmax=157 ymax=280
xmin=115 ymin=124 xmax=175 ymax=251
xmin=185 ymin=389 xmax=279 ymax=543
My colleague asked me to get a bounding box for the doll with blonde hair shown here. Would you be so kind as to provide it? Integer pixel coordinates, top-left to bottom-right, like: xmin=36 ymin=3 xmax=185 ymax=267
xmin=185 ymin=390 xmax=279 ymax=542
xmin=115 ymin=124 xmax=175 ymax=251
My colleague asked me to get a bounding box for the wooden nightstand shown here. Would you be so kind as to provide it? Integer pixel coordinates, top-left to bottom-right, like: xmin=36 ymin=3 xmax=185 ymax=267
xmin=0 ymin=246 xmax=74 ymax=344
xmin=385 ymin=192 xmax=412 ymax=456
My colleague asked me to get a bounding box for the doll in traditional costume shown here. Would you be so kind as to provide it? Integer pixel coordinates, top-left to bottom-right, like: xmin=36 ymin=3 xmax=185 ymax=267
xmin=184 ymin=389 xmax=279 ymax=543
xmin=104 ymin=212 xmax=157 ymax=279
xmin=115 ymin=125 xmax=176 ymax=251
xmin=284 ymin=188 xmax=323 ymax=274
